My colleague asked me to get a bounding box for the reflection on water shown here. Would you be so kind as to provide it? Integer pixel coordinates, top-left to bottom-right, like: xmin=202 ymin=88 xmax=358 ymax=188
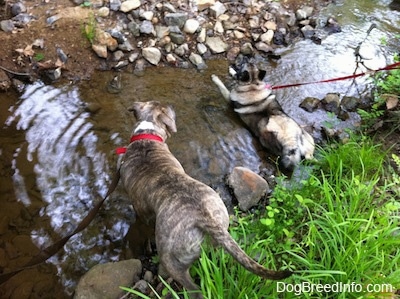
xmin=1 ymin=82 xmax=132 ymax=297
xmin=0 ymin=0 xmax=399 ymax=297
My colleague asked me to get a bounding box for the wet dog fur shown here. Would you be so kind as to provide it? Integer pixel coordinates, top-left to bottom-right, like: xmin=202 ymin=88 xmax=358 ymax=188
xmin=119 ymin=101 xmax=292 ymax=299
xmin=211 ymin=55 xmax=315 ymax=171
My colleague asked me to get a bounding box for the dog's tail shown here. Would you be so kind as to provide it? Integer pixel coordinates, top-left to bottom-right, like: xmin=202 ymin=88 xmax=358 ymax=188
xmin=206 ymin=225 xmax=292 ymax=280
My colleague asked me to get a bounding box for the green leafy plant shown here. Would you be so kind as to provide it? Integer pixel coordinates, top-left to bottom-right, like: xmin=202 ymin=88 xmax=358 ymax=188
xmin=33 ymin=52 xmax=45 ymax=62
xmin=82 ymin=13 xmax=97 ymax=44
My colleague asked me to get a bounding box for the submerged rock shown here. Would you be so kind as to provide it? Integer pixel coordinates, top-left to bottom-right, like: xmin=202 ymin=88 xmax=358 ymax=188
xmin=74 ymin=259 xmax=142 ymax=299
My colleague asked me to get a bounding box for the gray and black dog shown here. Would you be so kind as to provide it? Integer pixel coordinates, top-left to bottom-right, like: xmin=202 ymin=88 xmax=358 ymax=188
xmin=120 ymin=101 xmax=292 ymax=299
xmin=212 ymin=55 xmax=315 ymax=171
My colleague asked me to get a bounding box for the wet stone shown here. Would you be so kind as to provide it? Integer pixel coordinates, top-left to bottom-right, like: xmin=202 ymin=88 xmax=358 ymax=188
xmin=11 ymin=281 xmax=34 ymax=299
xmin=341 ymin=96 xmax=359 ymax=111
xmin=227 ymin=166 xmax=269 ymax=211
xmin=300 ymin=97 xmax=320 ymax=112
xmin=301 ymin=24 xmax=315 ymax=39
xmin=142 ymin=47 xmax=161 ymax=65
xmin=74 ymin=259 xmax=142 ymax=299
xmin=322 ymin=92 xmax=341 ymax=115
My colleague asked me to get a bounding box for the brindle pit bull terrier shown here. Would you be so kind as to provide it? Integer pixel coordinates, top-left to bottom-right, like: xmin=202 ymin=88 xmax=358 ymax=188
xmin=120 ymin=101 xmax=292 ymax=298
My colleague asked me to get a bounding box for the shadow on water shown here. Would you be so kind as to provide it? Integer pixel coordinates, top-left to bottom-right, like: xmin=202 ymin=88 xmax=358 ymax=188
xmin=0 ymin=0 xmax=399 ymax=297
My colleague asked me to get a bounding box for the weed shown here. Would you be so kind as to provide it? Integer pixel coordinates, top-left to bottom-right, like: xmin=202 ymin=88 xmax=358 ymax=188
xmin=82 ymin=13 xmax=97 ymax=44
xmin=33 ymin=52 xmax=45 ymax=62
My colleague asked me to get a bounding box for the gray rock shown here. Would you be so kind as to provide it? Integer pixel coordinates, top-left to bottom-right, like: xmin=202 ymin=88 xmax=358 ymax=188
xmin=174 ymin=43 xmax=188 ymax=56
xmin=97 ymin=7 xmax=110 ymax=17
xmin=341 ymin=96 xmax=359 ymax=112
xmin=164 ymin=13 xmax=188 ymax=28
xmin=56 ymin=47 xmax=68 ymax=63
xmin=46 ymin=15 xmax=61 ymax=25
xmin=128 ymin=21 xmax=141 ymax=37
xmin=132 ymin=280 xmax=148 ymax=294
xmin=183 ymin=19 xmax=200 ymax=34
xmin=155 ymin=25 xmax=170 ymax=39
xmin=142 ymin=47 xmax=162 ymax=65
xmin=205 ymin=36 xmax=228 ymax=54
xmin=140 ymin=20 xmax=154 ymax=35
xmin=189 ymin=52 xmax=207 ymax=70
xmin=109 ymin=0 xmax=121 ymax=11
xmin=169 ymin=32 xmax=185 ymax=45
xmin=128 ymin=52 xmax=139 ymax=62
xmin=240 ymin=42 xmax=253 ymax=55
xmin=197 ymin=43 xmax=208 ymax=55
xmin=300 ymin=97 xmax=320 ymax=112
xmin=12 ymin=13 xmax=36 ymax=27
xmin=322 ymin=92 xmax=341 ymax=114
xmin=143 ymin=270 xmax=153 ymax=283
xmin=32 ymin=38 xmax=44 ymax=48
xmin=303 ymin=6 xmax=314 ymax=18
xmin=210 ymin=1 xmax=227 ymax=18
xmin=92 ymin=44 xmax=108 ymax=58
xmin=296 ymin=8 xmax=308 ymax=20
xmin=11 ymin=2 xmax=27 ymax=16
xmin=162 ymin=2 xmax=177 ymax=13
xmin=255 ymin=42 xmax=273 ymax=53
xmin=120 ymin=0 xmax=141 ymax=13
xmin=112 ymin=50 xmax=125 ymax=61
xmin=0 ymin=20 xmax=15 ymax=32
xmin=301 ymin=24 xmax=315 ymax=39
xmin=227 ymin=166 xmax=269 ymax=211
xmin=74 ymin=259 xmax=142 ymax=299
xmin=260 ymin=30 xmax=274 ymax=44
xmin=118 ymin=39 xmax=134 ymax=51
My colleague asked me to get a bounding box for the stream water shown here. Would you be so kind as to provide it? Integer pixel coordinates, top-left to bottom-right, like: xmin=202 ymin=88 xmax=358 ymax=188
xmin=0 ymin=0 xmax=399 ymax=298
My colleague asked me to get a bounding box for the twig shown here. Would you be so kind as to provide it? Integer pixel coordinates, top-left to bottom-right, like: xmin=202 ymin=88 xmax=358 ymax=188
xmin=0 ymin=65 xmax=31 ymax=77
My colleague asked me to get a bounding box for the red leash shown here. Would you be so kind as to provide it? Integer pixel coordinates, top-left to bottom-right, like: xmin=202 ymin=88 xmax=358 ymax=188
xmin=271 ymin=61 xmax=400 ymax=90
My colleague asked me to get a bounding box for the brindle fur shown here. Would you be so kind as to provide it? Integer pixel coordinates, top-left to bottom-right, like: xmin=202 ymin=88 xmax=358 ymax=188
xmin=120 ymin=101 xmax=292 ymax=299
xmin=211 ymin=55 xmax=315 ymax=171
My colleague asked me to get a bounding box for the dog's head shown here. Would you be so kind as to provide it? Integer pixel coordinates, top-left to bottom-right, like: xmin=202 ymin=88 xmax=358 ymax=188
xmin=128 ymin=101 xmax=177 ymax=140
xmin=229 ymin=55 xmax=267 ymax=87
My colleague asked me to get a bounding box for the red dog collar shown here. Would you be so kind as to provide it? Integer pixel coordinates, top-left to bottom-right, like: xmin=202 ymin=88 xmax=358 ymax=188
xmin=116 ymin=133 xmax=163 ymax=154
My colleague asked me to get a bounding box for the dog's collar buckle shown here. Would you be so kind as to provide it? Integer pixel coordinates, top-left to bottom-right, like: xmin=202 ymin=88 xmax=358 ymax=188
xmin=115 ymin=133 xmax=163 ymax=155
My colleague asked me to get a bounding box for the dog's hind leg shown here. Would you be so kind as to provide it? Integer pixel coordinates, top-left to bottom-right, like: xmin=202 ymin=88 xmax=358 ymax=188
xmin=211 ymin=74 xmax=230 ymax=101
xmin=159 ymin=253 xmax=203 ymax=299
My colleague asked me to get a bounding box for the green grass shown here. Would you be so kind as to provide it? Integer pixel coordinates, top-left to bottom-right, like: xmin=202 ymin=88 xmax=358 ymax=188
xmin=122 ymin=135 xmax=400 ymax=298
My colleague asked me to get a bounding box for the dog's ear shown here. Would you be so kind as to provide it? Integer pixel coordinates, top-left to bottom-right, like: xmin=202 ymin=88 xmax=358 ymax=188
xmin=128 ymin=102 xmax=145 ymax=119
xmin=158 ymin=105 xmax=177 ymax=135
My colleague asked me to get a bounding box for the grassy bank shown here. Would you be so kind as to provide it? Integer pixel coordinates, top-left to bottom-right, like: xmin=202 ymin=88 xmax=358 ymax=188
xmin=123 ymin=134 xmax=400 ymax=299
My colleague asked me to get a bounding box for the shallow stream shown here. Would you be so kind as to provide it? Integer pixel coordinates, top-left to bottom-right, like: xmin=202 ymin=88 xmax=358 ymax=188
xmin=0 ymin=0 xmax=399 ymax=297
